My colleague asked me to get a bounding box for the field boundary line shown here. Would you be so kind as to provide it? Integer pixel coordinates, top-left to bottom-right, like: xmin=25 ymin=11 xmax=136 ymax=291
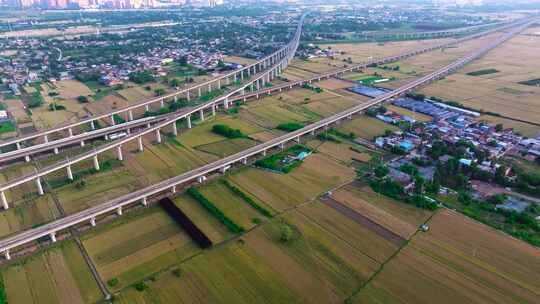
xmin=344 ymin=210 xmax=439 ymax=303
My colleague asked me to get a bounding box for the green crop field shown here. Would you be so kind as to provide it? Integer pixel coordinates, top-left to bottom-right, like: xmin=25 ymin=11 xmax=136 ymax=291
xmin=229 ymin=153 xmax=355 ymax=212
xmin=353 ymin=209 xmax=540 ymax=304
xmin=173 ymin=195 xmax=234 ymax=244
xmin=82 ymin=207 xmax=199 ymax=290
xmin=195 ymin=138 xmax=258 ymax=157
xmin=198 ymin=181 xmax=264 ymax=230
xmin=1 ymin=240 xmax=102 ymax=304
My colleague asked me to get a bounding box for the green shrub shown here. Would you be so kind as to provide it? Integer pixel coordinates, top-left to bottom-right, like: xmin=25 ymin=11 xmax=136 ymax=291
xmin=48 ymin=103 xmax=66 ymax=111
xmin=276 ymin=122 xmax=304 ymax=132
xmin=107 ymin=278 xmax=119 ymax=287
xmin=187 ymin=187 xmax=245 ymax=233
xmin=211 ymin=124 xmax=246 ymax=139
xmin=134 ymin=282 xmax=147 ymax=292
xmin=280 ymin=224 xmax=293 ymax=243
xmin=172 ymin=268 xmax=182 ymax=278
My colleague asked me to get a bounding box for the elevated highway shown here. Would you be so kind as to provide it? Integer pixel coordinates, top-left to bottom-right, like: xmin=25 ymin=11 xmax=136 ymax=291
xmin=0 ymin=18 xmax=534 ymax=261
xmin=0 ymin=17 xmax=531 ymax=165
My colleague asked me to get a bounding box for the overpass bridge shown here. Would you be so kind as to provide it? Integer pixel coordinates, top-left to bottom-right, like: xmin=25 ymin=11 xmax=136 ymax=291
xmin=0 ymin=13 xmax=307 ymax=154
xmin=0 ymin=17 xmax=534 ymax=211
xmin=0 ymin=17 xmax=531 ymax=166
xmin=0 ymin=18 xmax=534 ymax=261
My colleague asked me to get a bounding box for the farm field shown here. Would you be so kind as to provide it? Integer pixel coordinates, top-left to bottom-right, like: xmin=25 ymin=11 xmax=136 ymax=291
xmin=172 ymin=194 xmax=234 ymax=244
xmin=82 ymin=207 xmax=200 ymax=291
xmin=228 ymin=152 xmax=355 ymax=212
xmin=178 ymin=114 xmax=264 ymax=147
xmin=306 ymin=140 xmax=374 ymax=165
xmin=337 ymin=116 xmax=399 ymax=140
xmin=353 ymin=209 xmax=540 ymax=304
xmin=414 ymin=27 xmax=540 ymax=133
xmin=1 ymin=240 xmax=102 ymax=304
xmin=198 ymin=181 xmax=267 ymax=230
xmin=314 ymin=38 xmax=454 ymax=66
xmin=331 ymin=184 xmax=433 ymax=239
xmin=54 ymin=166 xmax=141 ymax=215
xmin=0 ymin=193 xmax=60 ymax=238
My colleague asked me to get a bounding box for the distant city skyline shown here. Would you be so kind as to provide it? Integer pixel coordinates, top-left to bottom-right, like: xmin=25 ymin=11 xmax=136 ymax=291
xmin=1 ymin=0 xmax=228 ymax=9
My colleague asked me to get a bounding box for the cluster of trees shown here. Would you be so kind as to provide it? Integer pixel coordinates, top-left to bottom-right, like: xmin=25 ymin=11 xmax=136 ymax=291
xmin=129 ymin=70 xmax=154 ymax=84
xmin=276 ymin=122 xmax=304 ymax=132
xmin=211 ymin=124 xmax=246 ymax=139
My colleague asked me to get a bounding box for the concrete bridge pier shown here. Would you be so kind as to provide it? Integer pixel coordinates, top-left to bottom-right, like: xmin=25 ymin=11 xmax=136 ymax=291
xmin=172 ymin=121 xmax=178 ymax=136
xmin=142 ymin=197 xmax=147 ymax=206
xmin=187 ymin=115 xmax=192 ymax=129
xmin=16 ymin=142 xmax=21 ymax=150
xmin=262 ymin=150 xmax=266 ymax=156
xmin=212 ymin=105 xmax=216 ymax=116
xmin=67 ymin=165 xmax=73 ymax=180
xmin=155 ymin=129 xmax=162 ymax=144
xmin=117 ymin=206 xmax=122 ymax=216
xmin=279 ymin=143 xmax=284 ymax=150
xmin=145 ymin=104 xmax=150 ymax=112
xmin=295 ymin=136 xmax=300 ymax=143
xmin=44 ymin=134 xmax=49 ymax=143
xmin=36 ymin=177 xmax=44 ymax=196
xmin=90 ymin=120 xmax=95 ymax=130
xmin=110 ymin=115 xmax=116 ymax=126
xmin=50 ymin=232 xmax=56 ymax=243
xmin=128 ymin=110 xmax=134 ymax=121
xmin=4 ymin=250 xmax=10 ymax=260
xmin=25 ymin=155 xmax=30 ymax=162
xmin=54 ymin=147 xmax=59 ymax=155
xmin=1 ymin=191 xmax=8 ymax=210
xmin=90 ymin=217 xmax=96 ymax=227
xmin=197 ymin=176 xmax=205 ymax=183
xmin=218 ymin=79 xmax=221 ymax=90
xmin=138 ymin=136 xmax=144 ymax=152
xmin=93 ymin=155 xmax=100 ymax=171
xmin=242 ymin=158 xmax=247 ymax=165
xmin=172 ymin=185 xmax=176 ymax=193
xmin=198 ymin=87 xmax=202 ymax=97
xmin=117 ymin=146 xmax=123 ymax=161
xmin=186 ymin=90 xmax=190 ymax=101
xmin=208 ymin=83 xmax=212 ymax=93
xmin=199 ymin=109 xmax=205 ymax=121
xmin=160 ymin=98 xmax=165 ymax=108
xmin=68 ymin=128 xmax=73 ymax=137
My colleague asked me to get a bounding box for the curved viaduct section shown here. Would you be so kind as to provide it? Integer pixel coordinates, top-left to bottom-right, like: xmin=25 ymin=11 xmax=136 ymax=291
xmin=0 ymin=18 xmax=535 ymax=261
xmin=0 ymin=14 xmax=307 ymax=153
xmin=0 ymin=17 xmax=530 ymax=165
